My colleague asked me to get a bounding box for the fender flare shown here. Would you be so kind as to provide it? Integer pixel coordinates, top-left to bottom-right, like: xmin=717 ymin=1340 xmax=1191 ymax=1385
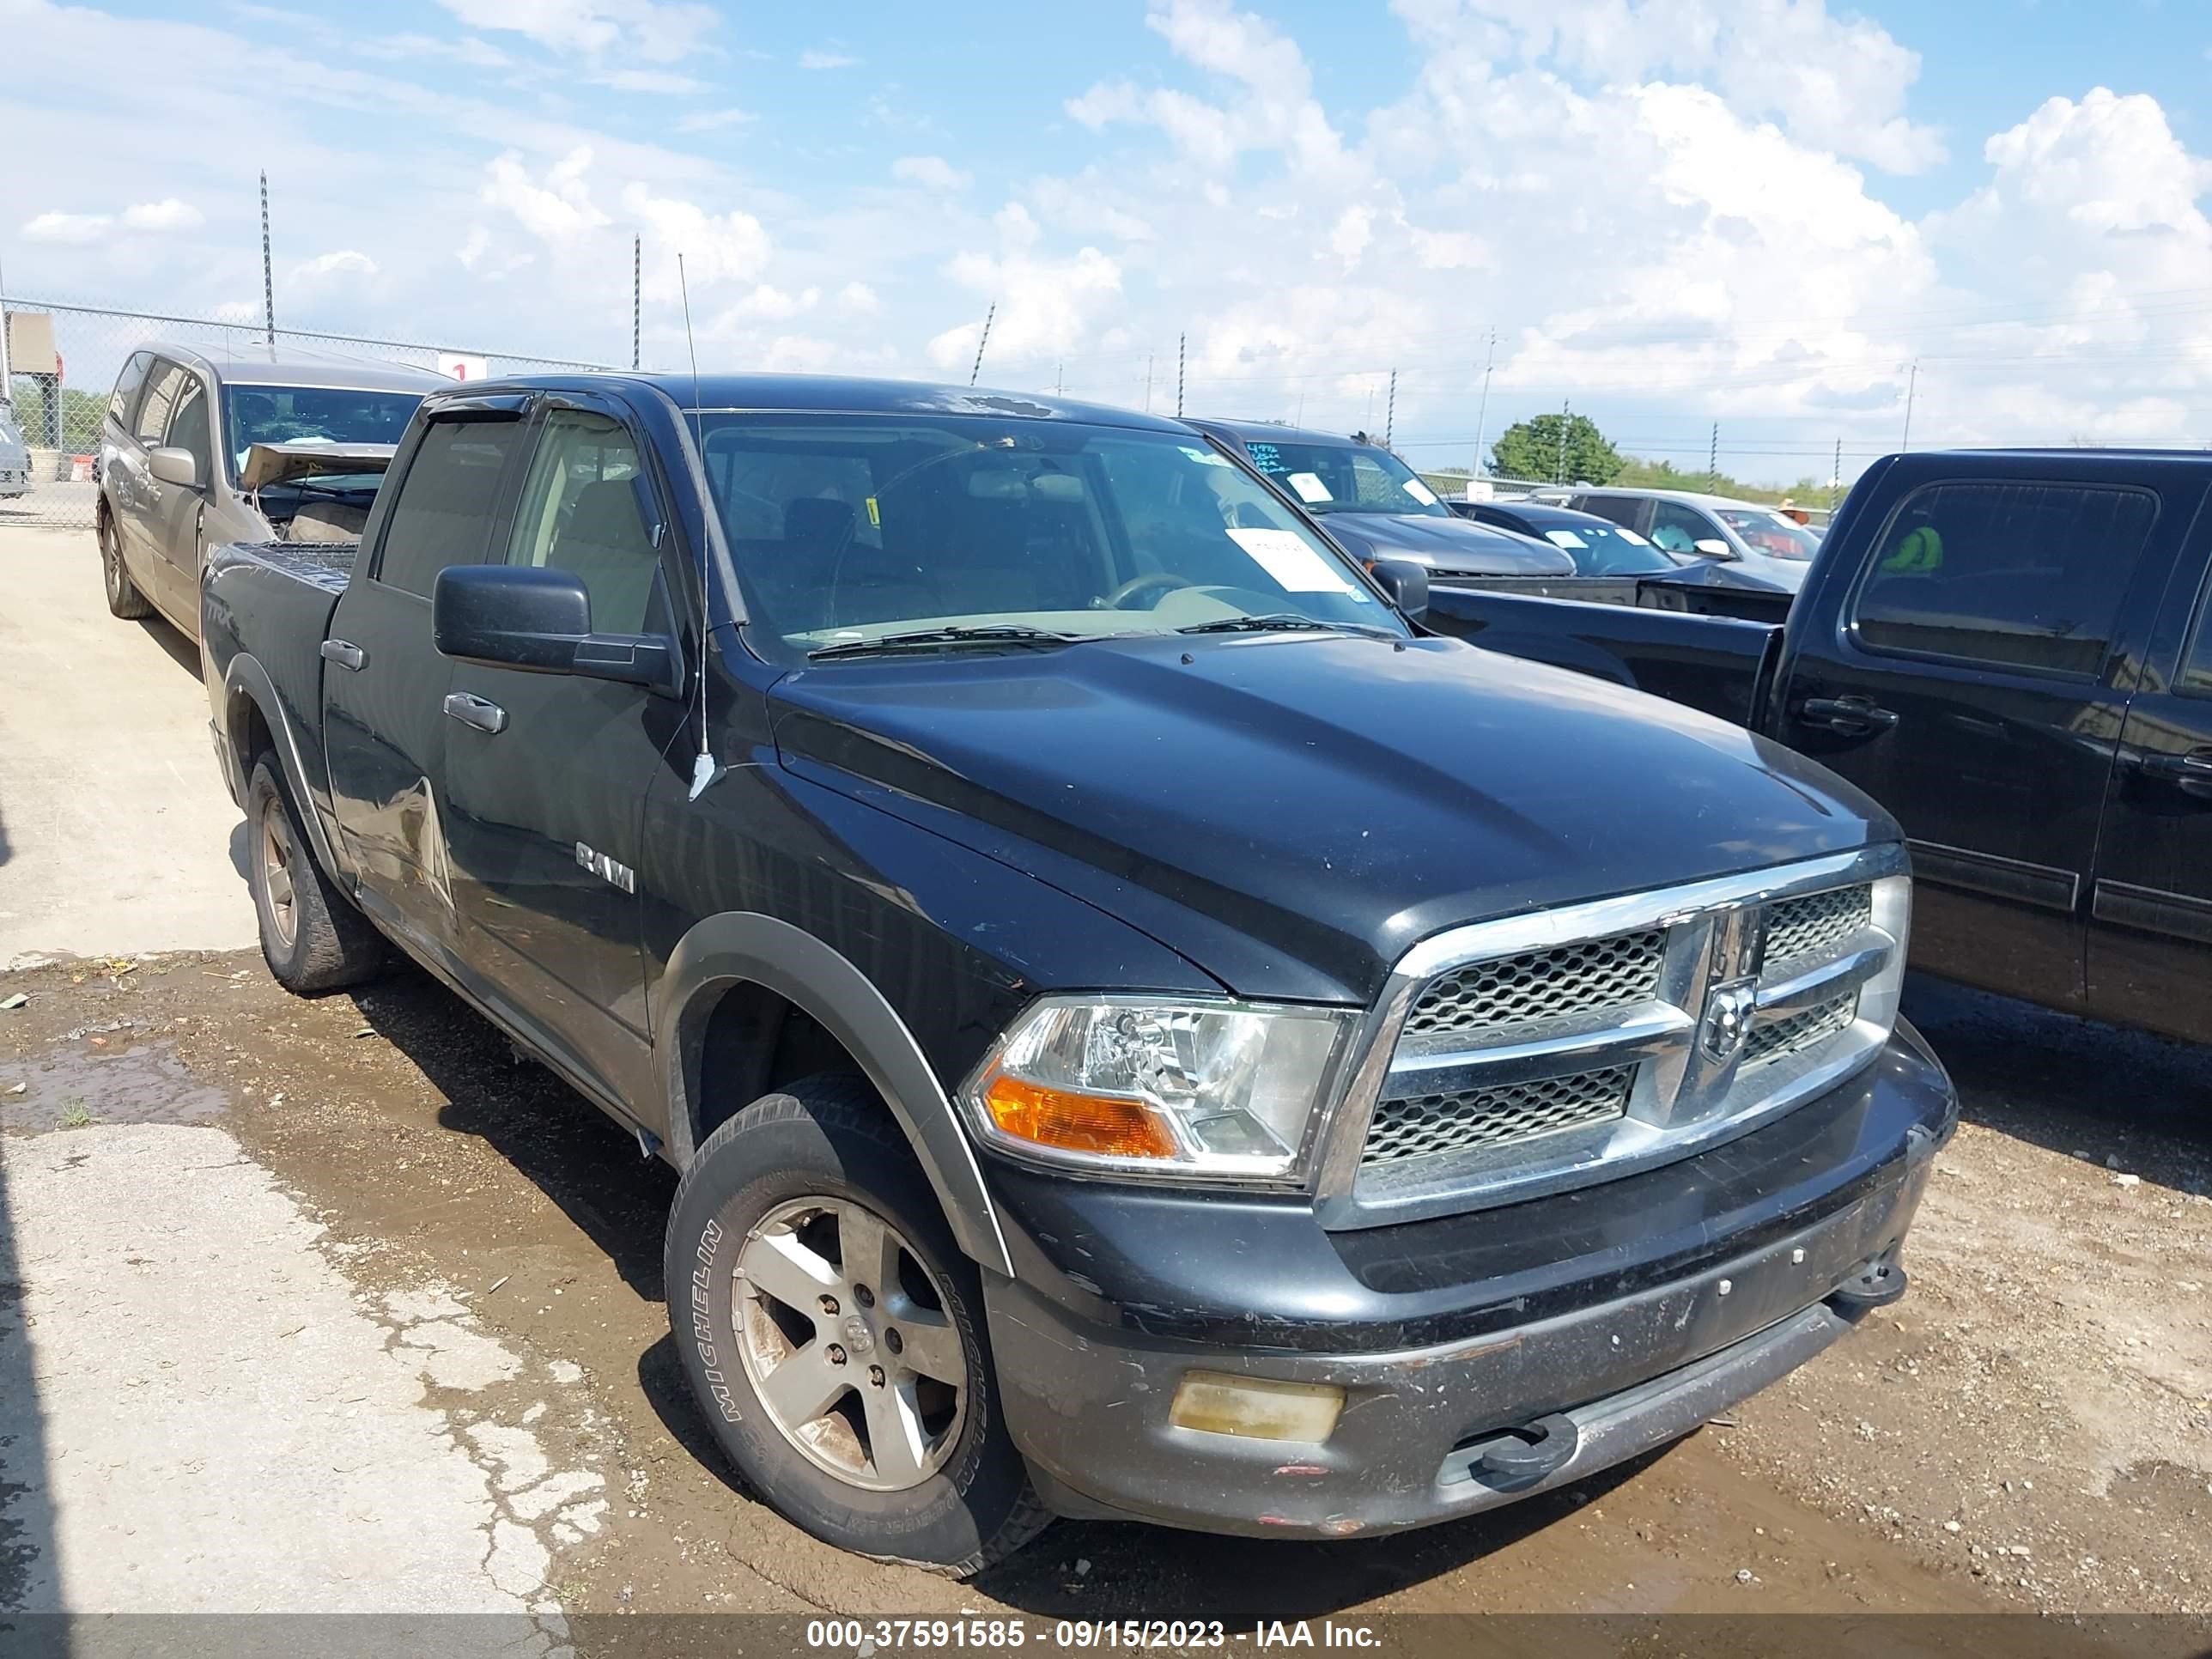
xmin=222 ymin=652 xmax=349 ymax=881
xmin=655 ymin=912 xmax=1014 ymax=1277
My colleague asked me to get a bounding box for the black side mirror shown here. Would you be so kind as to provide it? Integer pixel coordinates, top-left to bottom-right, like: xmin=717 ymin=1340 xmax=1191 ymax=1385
xmin=433 ymin=564 xmax=678 ymax=692
xmin=1368 ymin=557 xmax=1430 ymax=623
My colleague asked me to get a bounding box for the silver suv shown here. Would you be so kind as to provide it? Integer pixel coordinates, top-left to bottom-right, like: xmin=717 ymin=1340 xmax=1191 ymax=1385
xmin=1538 ymin=486 xmax=1819 ymax=590
xmin=96 ymin=342 xmax=444 ymax=639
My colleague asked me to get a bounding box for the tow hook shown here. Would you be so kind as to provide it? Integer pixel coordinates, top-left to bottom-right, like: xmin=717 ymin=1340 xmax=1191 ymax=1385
xmin=1470 ymin=1413 xmax=1581 ymax=1485
xmin=1828 ymin=1256 xmax=1909 ymax=1310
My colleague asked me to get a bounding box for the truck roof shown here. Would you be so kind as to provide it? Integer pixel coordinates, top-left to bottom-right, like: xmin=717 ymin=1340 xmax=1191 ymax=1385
xmin=443 ymin=372 xmax=1199 ymax=433
xmin=1184 ymin=416 xmax=1374 ymax=448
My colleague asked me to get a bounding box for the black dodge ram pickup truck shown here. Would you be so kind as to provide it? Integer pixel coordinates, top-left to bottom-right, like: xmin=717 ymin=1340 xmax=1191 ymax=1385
xmin=203 ymin=374 xmax=1955 ymax=1571
xmin=1432 ymin=448 xmax=2212 ymax=1047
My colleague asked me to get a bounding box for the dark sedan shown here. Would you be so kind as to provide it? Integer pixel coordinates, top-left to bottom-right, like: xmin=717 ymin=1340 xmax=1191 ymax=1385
xmin=1449 ymin=499 xmax=1681 ymax=577
xmin=1188 ymin=419 xmax=1574 ymax=579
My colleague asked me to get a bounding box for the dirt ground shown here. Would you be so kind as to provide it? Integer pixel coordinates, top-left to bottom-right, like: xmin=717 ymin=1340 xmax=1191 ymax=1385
xmin=3 ymin=949 xmax=2206 ymax=1626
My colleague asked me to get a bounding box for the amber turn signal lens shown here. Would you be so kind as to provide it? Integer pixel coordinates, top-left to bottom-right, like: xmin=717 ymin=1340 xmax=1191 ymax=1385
xmin=982 ymin=1077 xmax=1178 ymax=1159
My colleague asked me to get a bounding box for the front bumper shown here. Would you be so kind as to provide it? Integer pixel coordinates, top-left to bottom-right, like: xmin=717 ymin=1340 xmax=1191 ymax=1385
xmin=983 ymin=1021 xmax=1954 ymax=1539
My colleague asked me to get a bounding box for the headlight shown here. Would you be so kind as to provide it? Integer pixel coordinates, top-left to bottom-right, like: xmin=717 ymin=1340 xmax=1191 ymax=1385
xmin=959 ymin=997 xmax=1357 ymax=1184
xmin=1859 ymin=872 xmax=1912 ymax=1036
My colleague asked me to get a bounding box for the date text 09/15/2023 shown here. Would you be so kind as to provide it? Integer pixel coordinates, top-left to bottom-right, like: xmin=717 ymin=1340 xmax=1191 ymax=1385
xmin=802 ymin=1619 xmax=1383 ymax=1650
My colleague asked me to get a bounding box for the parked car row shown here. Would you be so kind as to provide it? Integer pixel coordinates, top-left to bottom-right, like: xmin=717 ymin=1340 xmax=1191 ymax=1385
xmin=184 ymin=365 xmax=1954 ymax=1575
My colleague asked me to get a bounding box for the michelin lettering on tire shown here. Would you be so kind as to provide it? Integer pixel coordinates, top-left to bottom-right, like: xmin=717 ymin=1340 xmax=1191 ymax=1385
xmin=690 ymin=1214 xmax=742 ymax=1424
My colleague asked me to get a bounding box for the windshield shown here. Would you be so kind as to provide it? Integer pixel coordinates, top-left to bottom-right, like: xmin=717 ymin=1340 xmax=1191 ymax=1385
xmin=1716 ymin=507 xmax=1821 ymax=561
xmin=221 ymin=385 xmax=423 ymax=479
xmin=1522 ymin=518 xmax=1675 ymax=575
xmin=694 ymin=414 xmax=1403 ymax=660
xmin=1235 ymin=435 xmax=1451 ymax=520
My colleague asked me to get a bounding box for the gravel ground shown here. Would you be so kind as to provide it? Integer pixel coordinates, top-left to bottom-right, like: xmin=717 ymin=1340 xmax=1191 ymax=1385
xmin=2 ymin=951 xmax=2207 ymax=1629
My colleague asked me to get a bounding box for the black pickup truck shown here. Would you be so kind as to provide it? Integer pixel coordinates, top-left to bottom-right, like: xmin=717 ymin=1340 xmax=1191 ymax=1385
xmin=202 ymin=374 xmax=1954 ymax=1571
xmin=1431 ymin=448 xmax=2212 ymax=1045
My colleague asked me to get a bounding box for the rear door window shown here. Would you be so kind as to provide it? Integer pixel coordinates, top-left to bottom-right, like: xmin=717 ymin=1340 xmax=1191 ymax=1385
xmin=107 ymin=352 xmax=152 ymax=430
xmin=2177 ymin=573 xmax=2212 ymax=697
xmin=134 ymin=360 xmax=186 ymax=445
xmin=1571 ymin=495 xmax=1642 ymax=531
xmin=1850 ymin=480 xmax=2160 ymax=678
xmin=375 ymin=416 xmax=524 ymax=596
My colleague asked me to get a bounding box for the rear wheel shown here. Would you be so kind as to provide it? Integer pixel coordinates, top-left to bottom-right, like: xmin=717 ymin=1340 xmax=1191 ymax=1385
xmin=99 ymin=510 xmax=152 ymax=619
xmin=664 ymin=1073 xmax=1049 ymax=1574
xmin=246 ymin=757 xmax=382 ymax=994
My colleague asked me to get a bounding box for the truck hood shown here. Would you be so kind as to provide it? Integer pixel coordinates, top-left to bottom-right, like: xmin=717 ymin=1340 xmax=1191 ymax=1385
xmin=768 ymin=633 xmax=1893 ymax=1005
xmin=239 ymin=442 xmax=397 ymax=490
xmin=1322 ymin=511 xmax=1576 ymax=577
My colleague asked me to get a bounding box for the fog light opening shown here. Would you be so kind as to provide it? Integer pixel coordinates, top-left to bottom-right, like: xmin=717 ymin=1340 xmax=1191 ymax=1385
xmin=1168 ymin=1371 xmax=1345 ymax=1443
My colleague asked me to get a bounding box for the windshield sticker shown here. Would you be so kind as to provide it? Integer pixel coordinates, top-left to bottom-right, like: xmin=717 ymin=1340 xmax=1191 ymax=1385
xmin=1543 ymin=529 xmax=1589 ymax=550
xmin=1247 ymin=443 xmax=1284 ymax=473
xmin=1614 ymin=526 xmax=1650 ymax=545
xmin=1226 ymin=527 xmax=1359 ymax=596
xmin=866 ymin=496 xmax=881 ymax=527
xmin=1401 ymin=477 xmax=1439 ymax=507
xmin=1285 ymin=471 xmax=1333 ymax=504
xmin=1179 ymin=446 xmax=1231 ymax=467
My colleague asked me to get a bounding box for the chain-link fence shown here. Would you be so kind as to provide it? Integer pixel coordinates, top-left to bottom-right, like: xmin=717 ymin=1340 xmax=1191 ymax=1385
xmin=0 ymin=298 xmax=619 ymax=531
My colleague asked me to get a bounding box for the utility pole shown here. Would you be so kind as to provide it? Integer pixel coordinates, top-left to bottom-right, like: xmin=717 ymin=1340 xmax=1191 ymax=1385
xmin=1383 ymin=368 xmax=1398 ymax=447
xmin=259 ymin=170 xmax=276 ymax=347
xmin=968 ymin=302 xmax=995 ymax=386
xmin=1900 ymin=357 xmax=1919 ymax=452
xmin=1708 ymin=422 xmax=1719 ymax=490
xmin=1470 ymin=327 xmax=1496 ymax=481
xmin=1555 ymin=398 xmax=1570 ymax=484
xmin=1176 ymin=332 xmax=1185 ymax=419
xmin=632 ymin=235 xmax=641 ymax=370
xmin=1832 ymin=437 xmax=1843 ymax=511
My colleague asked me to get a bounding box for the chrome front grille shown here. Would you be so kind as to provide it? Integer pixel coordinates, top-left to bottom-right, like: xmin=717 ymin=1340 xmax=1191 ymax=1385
xmin=1402 ymin=930 xmax=1665 ymax=1038
xmin=1363 ymin=1066 xmax=1632 ymax=1165
xmin=1765 ymin=885 xmax=1873 ymax=971
xmin=1743 ymin=991 xmax=1857 ymax=1067
xmin=1328 ymin=849 xmax=1910 ymax=1226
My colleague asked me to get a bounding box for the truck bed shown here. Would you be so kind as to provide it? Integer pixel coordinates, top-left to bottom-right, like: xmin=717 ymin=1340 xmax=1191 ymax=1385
xmin=200 ymin=539 xmax=360 ymax=861
xmin=1425 ymin=583 xmax=1784 ymax=727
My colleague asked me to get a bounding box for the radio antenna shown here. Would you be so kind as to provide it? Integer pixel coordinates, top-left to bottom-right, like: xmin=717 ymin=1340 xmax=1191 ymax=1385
xmin=678 ymin=253 xmax=725 ymax=802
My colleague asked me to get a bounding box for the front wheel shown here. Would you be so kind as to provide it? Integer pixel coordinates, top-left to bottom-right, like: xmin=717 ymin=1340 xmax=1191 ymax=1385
xmin=99 ymin=511 xmax=153 ymax=619
xmin=663 ymin=1073 xmax=1048 ymax=1574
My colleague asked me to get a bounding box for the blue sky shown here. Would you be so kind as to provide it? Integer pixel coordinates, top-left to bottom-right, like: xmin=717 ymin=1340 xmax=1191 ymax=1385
xmin=9 ymin=0 xmax=2212 ymax=484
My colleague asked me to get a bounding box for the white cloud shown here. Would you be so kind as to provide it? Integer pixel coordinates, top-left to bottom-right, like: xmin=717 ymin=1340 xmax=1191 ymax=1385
xmin=289 ymin=248 xmax=379 ymax=285
xmin=22 ymin=210 xmax=110 ymax=245
xmin=1409 ymin=226 xmax=1491 ymax=270
xmin=678 ymin=107 xmax=757 ymax=133
xmin=837 ymin=281 xmax=882 ymax=314
xmin=930 ymin=232 xmax=1123 ymax=372
xmin=1328 ymin=204 xmax=1372 ymax=269
xmin=120 ymin=198 xmax=204 ymax=232
xmin=1390 ymin=0 xmax=1944 ymax=174
xmin=799 ymin=49 xmax=856 ymax=70
xmin=456 ymin=225 xmax=492 ymax=270
xmin=592 ymin=70 xmax=706 ymax=94
xmin=434 ymin=0 xmax=716 ymax=63
xmin=620 ymin=183 xmax=771 ymax=297
xmin=892 ymin=155 xmax=973 ymax=191
xmin=482 ymin=148 xmax=611 ymax=242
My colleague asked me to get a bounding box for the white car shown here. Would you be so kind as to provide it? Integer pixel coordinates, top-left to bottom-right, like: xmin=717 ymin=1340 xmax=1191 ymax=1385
xmin=1534 ymin=486 xmax=1820 ymax=590
xmin=0 ymin=403 xmax=31 ymax=497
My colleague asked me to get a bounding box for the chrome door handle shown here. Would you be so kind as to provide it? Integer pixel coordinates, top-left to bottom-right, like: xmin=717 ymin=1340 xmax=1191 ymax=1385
xmin=1799 ymin=696 xmax=1899 ymax=738
xmin=442 ymin=691 xmax=507 ymax=735
xmin=319 ymin=639 xmax=364 ymax=671
xmin=2140 ymin=747 xmax=2212 ymax=798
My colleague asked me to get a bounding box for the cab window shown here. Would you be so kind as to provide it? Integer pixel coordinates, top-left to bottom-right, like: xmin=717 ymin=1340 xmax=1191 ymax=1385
xmin=504 ymin=410 xmax=669 ymax=635
xmin=164 ymin=377 xmax=213 ymax=484
xmin=1852 ymin=481 xmax=2159 ymax=678
xmin=375 ymin=416 xmax=524 ymax=597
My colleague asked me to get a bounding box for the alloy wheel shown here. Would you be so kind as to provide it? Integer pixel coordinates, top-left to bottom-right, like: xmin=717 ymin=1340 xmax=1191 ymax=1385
xmin=733 ymin=1195 xmax=969 ymax=1492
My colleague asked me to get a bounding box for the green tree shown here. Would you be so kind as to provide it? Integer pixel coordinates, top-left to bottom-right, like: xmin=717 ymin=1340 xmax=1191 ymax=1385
xmin=7 ymin=380 xmax=108 ymax=452
xmin=1490 ymin=412 xmax=1623 ymax=485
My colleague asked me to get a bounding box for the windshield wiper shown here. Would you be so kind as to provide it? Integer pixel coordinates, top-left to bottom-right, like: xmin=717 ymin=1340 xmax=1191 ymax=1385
xmin=806 ymin=624 xmax=1094 ymax=661
xmin=1176 ymin=614 xmax=1362 ymax=636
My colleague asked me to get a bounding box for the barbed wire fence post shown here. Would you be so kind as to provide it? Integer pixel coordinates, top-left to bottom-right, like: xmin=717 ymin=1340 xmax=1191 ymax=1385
xmin=632 ymin=234 xmax=641 ymax=371
xmin=259 ymin=171 xmax=275 ymax=348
